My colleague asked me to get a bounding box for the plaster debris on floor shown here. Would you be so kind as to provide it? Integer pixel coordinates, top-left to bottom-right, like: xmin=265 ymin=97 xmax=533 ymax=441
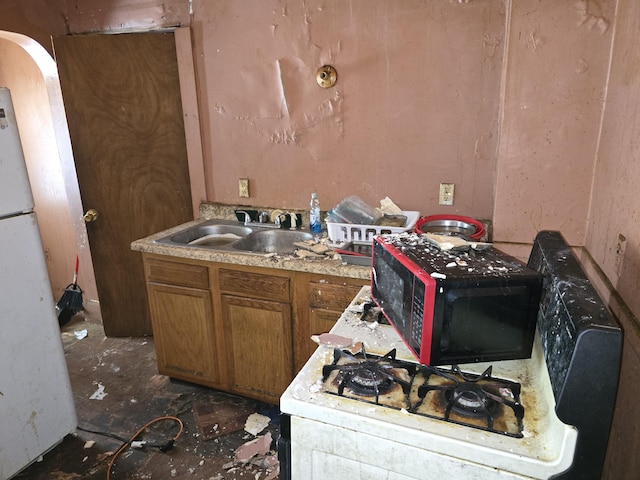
xmin=20 ymin=313 xmax=281 ymax=480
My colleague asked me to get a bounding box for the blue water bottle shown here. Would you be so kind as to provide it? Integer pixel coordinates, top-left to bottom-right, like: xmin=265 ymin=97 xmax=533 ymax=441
xmin=310 ymin=193 xmax=322 ymax=233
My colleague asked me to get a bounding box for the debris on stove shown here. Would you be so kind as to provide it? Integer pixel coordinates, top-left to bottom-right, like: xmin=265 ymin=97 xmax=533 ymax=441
xmin=349 ymin=297 xmax=389 ymax=325
xmin=347 ymin=341 xmax=364 ymax=355
xmin=311 ymin=332 xmax=353 ymax=348
xmin=244 ymin=412 xmax=270 ymax=436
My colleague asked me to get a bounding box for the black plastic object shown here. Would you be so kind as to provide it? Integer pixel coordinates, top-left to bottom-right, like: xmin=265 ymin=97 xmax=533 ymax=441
xmin=276 ymin=413 xmax=291 ymax=480
xmin=528 ymin=231 xmax=622 ymax=480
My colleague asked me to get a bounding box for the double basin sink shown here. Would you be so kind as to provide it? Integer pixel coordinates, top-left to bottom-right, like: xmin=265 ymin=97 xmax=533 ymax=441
xmin=154 ymin=219 xmax=313 ymax=254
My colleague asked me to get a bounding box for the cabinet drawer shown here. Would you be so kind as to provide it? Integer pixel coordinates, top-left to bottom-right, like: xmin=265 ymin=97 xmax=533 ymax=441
xmin=219 ymin=268 xmax=290 ymax=302
xmin=146 ymin=258 xmax=209 ymax=289
xmin=308 ymin=281 xmax=363 ymax=310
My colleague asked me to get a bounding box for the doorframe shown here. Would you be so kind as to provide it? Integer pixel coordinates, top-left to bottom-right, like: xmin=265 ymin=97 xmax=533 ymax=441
xmin=174 ymin=27 xmax=207 ymax=217
xmin=0 ymin=30 xmax=98 ymax=304
xmin=1 ymin=27 xmax=207 ymax=320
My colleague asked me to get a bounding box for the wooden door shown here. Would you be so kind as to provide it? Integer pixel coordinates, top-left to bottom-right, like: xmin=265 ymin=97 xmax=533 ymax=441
xmin=53 ymin=32 xmax=194 ymax=336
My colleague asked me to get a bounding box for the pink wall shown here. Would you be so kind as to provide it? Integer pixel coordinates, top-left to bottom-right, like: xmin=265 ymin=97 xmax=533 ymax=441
xmin=191 ymin=1 xmax=505 ymax=218
xmin=586 ymin=0 xmax=640 ymax=319
xmin=2 ymin=0 xmax=639 ymax=319
xmin=1 ymin=0 xmax=611 ymax=237
xmin=493 ymin=0 xmax=614 ymax=246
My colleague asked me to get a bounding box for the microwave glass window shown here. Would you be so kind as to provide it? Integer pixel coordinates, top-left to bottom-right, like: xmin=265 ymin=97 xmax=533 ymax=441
xmin=442 ymin=286 xmax=531 ymax=356
xmin=374 ymin=259 xmax=407 ymax=331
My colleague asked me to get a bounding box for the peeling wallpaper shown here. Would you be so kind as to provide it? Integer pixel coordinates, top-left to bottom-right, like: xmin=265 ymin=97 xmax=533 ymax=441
xmin=193 ymin=0 xmax=505 ymax=216
xmin=493 ymin=0 xmax=614 ymax=246
xmin=586 ymin=0 xmax=640 ymax=319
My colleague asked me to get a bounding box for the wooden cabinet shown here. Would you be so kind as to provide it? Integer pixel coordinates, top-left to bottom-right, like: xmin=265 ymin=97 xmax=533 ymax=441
xmin=221 ymin=295 xmax=292 ymax=404
xmin=293 ymin=274 xmax=366 ymax=372
xmin=144 ymin=257 xmax=221 ymax=387
xmin=142 ymin=253 xmax=367 ymax=404
xmin=218 ymin=268 xmax=293 ymax=404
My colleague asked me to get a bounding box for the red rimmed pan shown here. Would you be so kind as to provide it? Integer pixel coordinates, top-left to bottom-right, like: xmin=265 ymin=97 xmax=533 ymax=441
xmin=414 ymin=214 xmax=485 ymax=241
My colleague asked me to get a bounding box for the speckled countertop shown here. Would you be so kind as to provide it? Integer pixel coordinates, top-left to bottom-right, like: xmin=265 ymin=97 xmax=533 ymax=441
xmin=130 ymin=202 xmax=370 ymax=280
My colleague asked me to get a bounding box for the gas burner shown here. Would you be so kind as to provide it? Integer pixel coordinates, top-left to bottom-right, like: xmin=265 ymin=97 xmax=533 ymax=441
xmin=322 ymin=348 xmax=415 ymax=404
xmin=444 ymin=383 xmax=499 ymax=418
xmin=321 ymin=348 xmax=525 ymax=437
xmin=415 ymin=365 xmax=524 ymax=437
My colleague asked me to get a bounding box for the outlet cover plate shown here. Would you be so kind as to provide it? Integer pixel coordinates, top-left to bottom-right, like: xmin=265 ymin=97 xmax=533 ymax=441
xmin=439 ymin=183 xmax=455 ymax=205
xmin=239 ymin=178 xmax=249 ymax=198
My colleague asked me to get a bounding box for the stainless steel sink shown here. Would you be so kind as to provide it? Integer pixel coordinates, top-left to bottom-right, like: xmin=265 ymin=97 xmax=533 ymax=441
xmin=232 ymin=230 xmax=313 ymax=254
xmin=162 ymin=222 xmax=253 ymax=247
xmin=154 ymin=219 xmax=311 ymax=254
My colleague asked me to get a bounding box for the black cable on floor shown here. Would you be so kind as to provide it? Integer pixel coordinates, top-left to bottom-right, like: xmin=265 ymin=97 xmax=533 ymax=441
xmin=77 ymin=424 xmax=129 ymax=444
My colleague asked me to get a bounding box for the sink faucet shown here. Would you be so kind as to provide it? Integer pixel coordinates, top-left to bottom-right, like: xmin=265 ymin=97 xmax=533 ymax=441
xmin=236 ymin=210 xmax=283 ymax=228
xmin=236 ymin=210 xmax=252 ymax=226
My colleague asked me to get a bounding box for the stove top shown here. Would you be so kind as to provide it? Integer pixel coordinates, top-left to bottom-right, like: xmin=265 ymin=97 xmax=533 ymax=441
xmin=322 ymin=347 xmax=524 ymax=437
xmin=281 ymin=286 xmax=578 ymax=479
xmin=282 ymin=231 xmax=621 ymax=480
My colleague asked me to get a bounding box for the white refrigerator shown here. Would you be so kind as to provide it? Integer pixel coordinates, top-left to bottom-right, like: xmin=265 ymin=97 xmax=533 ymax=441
xmin=0 ymin=87 xmax=77 ymax=479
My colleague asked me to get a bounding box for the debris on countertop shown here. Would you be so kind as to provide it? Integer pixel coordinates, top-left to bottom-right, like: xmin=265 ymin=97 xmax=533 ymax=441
xmin=311 ymin=332 xmax=354 ymax=348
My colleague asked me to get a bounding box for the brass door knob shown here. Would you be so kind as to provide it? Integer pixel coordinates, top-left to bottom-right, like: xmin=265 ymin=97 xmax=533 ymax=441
xmin=83 ymin=209 xmax=99 ymax=223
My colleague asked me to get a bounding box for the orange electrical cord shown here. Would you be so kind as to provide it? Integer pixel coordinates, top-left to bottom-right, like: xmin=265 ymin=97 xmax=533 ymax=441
xmin=106 ymin=415 xmax=184 ymax=480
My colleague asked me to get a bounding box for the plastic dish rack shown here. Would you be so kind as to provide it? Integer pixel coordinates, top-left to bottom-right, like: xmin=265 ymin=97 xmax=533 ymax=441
xmin=326 ymin=211 xmax=420 ymax=243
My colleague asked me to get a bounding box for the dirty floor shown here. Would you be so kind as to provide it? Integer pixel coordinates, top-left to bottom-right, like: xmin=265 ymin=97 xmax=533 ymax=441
xmin=14 ymin=311 xmax=281 ymax=480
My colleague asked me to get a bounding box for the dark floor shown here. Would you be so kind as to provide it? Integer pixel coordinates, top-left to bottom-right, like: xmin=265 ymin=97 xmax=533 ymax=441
xmin=15 ymin=311 xmax=281 ymax=480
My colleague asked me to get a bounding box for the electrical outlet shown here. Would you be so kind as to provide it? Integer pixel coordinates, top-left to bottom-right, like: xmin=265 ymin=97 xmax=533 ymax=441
xmin=239 ymin=178 xmax=249 ymax=198
xmin=439 ymin=183 xmax=455 ymax=205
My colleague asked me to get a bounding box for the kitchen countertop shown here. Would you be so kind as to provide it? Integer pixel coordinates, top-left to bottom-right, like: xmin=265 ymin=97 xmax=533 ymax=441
xmin=131 ymin=213 xmax=371 ymax=280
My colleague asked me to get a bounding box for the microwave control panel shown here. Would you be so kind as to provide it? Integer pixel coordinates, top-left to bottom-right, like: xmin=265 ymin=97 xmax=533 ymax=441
xmin=410 ymin=280 xmax=425 ymax=351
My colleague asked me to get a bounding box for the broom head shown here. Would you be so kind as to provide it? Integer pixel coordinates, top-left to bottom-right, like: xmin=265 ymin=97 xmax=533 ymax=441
xmin=56 ymin=283 xmax=83 ymax=326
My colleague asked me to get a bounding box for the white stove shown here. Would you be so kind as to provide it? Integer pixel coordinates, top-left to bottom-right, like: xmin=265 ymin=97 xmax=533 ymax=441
xmin=279 ymin=231 xmax=622 ymax=480
xmin=281 ymin=287 xmax=576 ymax=480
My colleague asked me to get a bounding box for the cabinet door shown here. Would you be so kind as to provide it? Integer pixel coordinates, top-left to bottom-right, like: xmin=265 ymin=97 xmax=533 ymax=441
xmin=147 ymin=283 xmax=219 ymax=386
xmin=295 ymin=279 xmax=365 ymax=370
xmin=221 ymin=294 xmax=293 ymax=404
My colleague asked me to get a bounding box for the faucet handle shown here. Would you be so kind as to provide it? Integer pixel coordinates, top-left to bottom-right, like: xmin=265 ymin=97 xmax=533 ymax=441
xmin=288 ymin=212 xmax=298 ymax=229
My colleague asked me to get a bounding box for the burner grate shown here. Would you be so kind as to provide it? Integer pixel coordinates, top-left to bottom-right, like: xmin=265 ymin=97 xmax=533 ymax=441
xmin=322 ymin=348 xmax=524 ymax=437
xmin=322 ymin=348 xmax=415 ymax=406
xmin=415 ymin=365 xmax=524 ymax=437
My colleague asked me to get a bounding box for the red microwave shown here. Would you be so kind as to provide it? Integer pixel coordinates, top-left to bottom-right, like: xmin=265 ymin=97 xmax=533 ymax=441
xmin=370 ymin=234 xmax=542 ymax=365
